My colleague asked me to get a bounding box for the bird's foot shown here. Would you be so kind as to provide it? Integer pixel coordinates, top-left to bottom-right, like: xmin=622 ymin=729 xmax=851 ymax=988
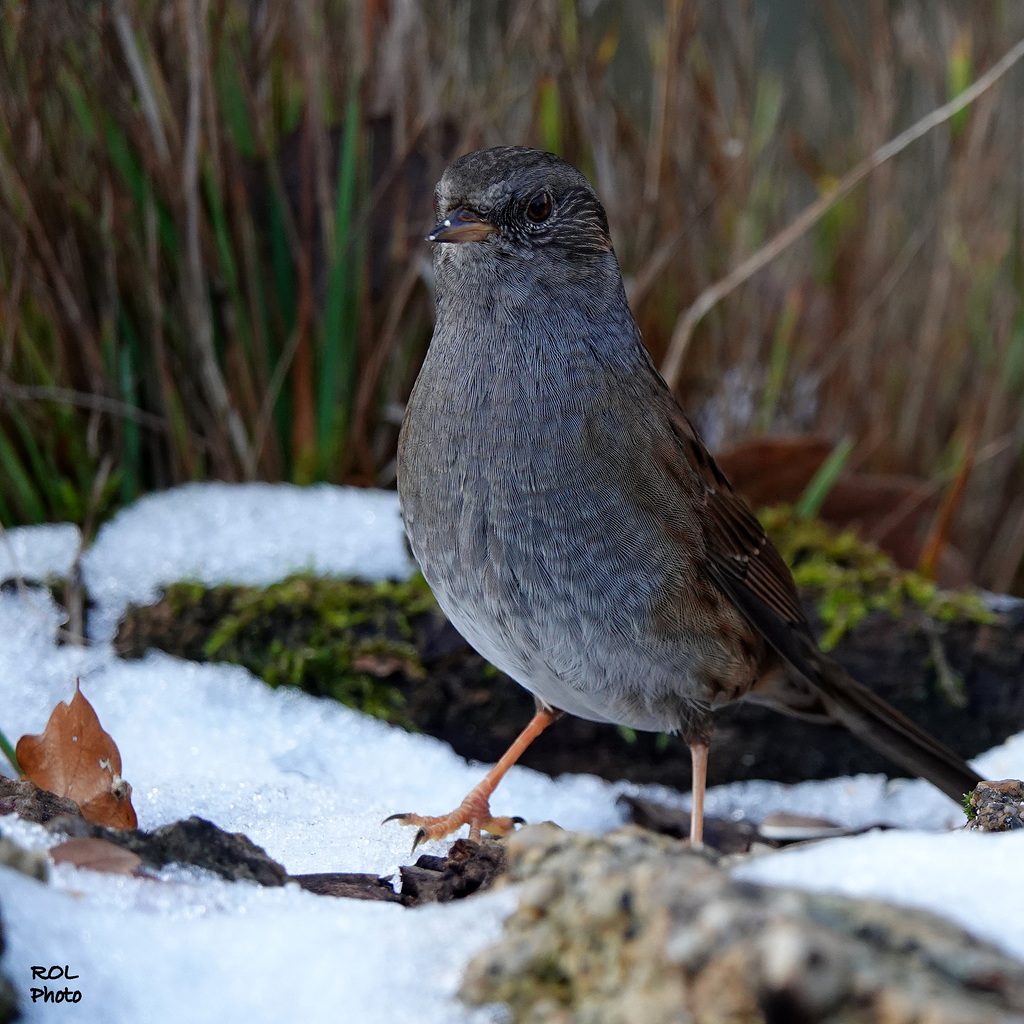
xmin=383 ymin=787 xmax=524 ymax=851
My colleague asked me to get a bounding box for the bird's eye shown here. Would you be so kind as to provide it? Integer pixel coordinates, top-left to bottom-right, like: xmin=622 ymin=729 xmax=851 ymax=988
xmin=526 ymin=192 xmax=553 ymax=223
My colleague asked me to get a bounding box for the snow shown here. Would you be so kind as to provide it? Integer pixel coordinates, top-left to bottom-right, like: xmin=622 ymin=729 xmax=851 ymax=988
xmin=734 ymin=828 xmax=1024 ymax=961
xmin=0 ymin=482 xmax=1021 ymax=1024
xmin=80 ymin=483 xmax=415 ymax=643
xmin=0 ymin=859 xmax=520 ymax=1024
xmin=0 ymin=523 xmax=80 ymax=583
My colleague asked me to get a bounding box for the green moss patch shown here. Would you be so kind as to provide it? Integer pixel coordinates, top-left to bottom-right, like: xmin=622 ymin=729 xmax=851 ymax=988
xmin=758 ymin=506 xmax=997 ymax=649
xmin=116 ymin=574 xmax=438 ymax=726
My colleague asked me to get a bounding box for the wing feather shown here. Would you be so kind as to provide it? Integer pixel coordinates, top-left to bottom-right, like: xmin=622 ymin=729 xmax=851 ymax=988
xmin=662 ymin=407 xmax=815 ymax=674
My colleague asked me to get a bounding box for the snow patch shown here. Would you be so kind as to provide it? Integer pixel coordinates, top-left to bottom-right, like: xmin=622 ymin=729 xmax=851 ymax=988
xmin=0 ymin=485 xmax=1021 ymax=1024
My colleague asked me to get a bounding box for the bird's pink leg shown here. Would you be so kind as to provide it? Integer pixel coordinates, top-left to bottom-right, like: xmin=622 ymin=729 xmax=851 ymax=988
xmin=689 ymin=739 xmax=709 ymax=846
xmin=384 ymin=707 xmax=559 ymax=850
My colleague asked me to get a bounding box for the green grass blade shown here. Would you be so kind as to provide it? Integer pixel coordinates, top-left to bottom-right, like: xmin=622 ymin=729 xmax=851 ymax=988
xmin=59 ymin=69 xmax=97 ymax=143
xmin=0 ymin=726 xmax=21 ymax=775
xmin=8 ymin=405 xmax=62 ymax=514
xmin=795 ymin=436 xmax=855 ymax=519
xmin=0 ymin=424 xmax=45 ymax=523
xmin=947 ymin=28 xmax=973 ymax=138
xmin=266 ymin=187 xmax=295 ymax=467
xmin=215 ymin=48 xmax=257 ymax=158
xmin=269 ymin=188 xmax=297 ymax=332
xmin=202 ymin=161 xmax=254 ymax=361
xmin=118 ymin=310 xmax=143 ymax=504
xmin=0 ymin=484 xmax=15 ymax=527
xmin=1002 ymin=308 xmax=1024 ymax=394
xmin=538 ymin=76 xmax=561 ymax=155
xmin=317 ymin=85 xmax=362 ymax=474
xmin=757 ymin=289 xmax=800 ymax=433
xmin=104 ymin=115 xmax=178 ymax=254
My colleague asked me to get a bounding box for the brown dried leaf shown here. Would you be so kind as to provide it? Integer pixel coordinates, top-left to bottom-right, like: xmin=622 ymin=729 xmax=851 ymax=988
xmin=16 ymin=681 xmax=138 ymax=829
xmin=50 ymin=837 xmax=143 ymax=875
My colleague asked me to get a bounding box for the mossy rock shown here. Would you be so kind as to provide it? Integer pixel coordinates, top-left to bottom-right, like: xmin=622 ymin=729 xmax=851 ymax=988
xmin=113 ymin=512 xmax=1023 ymax=789
xmin=116 ymin=575 xmax=439 ymax=726
xmin=760 ymin=506 xmax=997 ymax=649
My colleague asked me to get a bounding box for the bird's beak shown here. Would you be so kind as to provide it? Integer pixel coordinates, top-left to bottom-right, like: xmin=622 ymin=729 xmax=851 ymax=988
xmin=427 ymin=206 xmax=497 ymax=244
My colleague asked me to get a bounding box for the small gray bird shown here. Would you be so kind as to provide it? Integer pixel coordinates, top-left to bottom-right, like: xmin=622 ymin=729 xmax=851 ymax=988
xmin=389 ymin=146 xmax=980 ymax=848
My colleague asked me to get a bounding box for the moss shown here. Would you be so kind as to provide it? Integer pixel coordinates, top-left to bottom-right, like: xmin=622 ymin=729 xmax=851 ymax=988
xmin=117 ymin=510 xmax=1000 ymax=735
xmin=963 ymin=790 xmax=977 ymax=821
xmin=128 ymin=573 xmax=438 ymax=727
xmin=758 ymin=506 xmax=997 ymax=649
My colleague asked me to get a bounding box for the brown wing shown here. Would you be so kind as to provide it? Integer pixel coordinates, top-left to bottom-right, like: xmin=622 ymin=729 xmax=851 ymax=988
xmin=664 ymin=407 xmax=818 ymax=678
xmin=656 ymin=393 xmax=981 ymax=802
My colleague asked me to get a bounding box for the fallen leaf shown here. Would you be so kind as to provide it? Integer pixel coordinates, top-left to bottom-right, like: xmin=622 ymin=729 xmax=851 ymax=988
xmin=16 ymin=681 xmax=138 ymax=829
xmin=50 ymin=837 xmax=143 ymax=875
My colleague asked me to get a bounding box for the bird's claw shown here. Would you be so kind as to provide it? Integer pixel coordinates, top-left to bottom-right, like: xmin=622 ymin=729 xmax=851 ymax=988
xmin=381 ymin=793 xmax=525 ymax=851
xmin=380 ymin=813 xmax=433 ymax=852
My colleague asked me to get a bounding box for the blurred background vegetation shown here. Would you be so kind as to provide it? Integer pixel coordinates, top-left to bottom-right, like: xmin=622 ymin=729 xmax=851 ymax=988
xmin=2 ymin=0 xmax=1024 ymax=594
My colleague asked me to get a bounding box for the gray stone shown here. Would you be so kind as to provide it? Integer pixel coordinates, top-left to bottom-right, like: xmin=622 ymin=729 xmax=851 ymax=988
xmin=0 ymin=835 xmax=47 ymax=882
xmin=46 ymin=814 xmax=288 ymax=886
xmin=967 ymin=780 xmax=1024 ymax=832
xmin=462 ymin=824 xmax=1024 ymax=1024
xmin=0 ymin=900 xmax=16 ymax=1024
xmin=0 ymin=776 xmax=81 ymax=824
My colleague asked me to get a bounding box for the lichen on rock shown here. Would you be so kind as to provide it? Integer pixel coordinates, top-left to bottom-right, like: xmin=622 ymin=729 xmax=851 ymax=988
xmin=966 ymin=779 xmax=1024 ymax=832
xmin=462 ymin=824 xmax=1024 ymax=1024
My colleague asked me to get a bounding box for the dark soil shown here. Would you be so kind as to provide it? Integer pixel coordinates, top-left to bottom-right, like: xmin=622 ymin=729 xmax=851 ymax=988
xmin=400 ymin=601 xmax=1024 ymax=791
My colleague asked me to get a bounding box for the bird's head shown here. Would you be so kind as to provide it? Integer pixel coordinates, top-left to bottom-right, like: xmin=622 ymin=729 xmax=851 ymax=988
xmin=428 ymin=147 xmax=617 ymax=279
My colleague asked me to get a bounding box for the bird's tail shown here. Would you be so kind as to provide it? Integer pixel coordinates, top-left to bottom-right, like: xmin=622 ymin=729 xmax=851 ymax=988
xmin=801 ymin=642 xmax=982 ymax=804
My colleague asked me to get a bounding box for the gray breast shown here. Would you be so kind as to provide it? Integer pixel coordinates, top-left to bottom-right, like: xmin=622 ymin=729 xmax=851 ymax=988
xmin=398 ymin=324 xmax=713 ymax=734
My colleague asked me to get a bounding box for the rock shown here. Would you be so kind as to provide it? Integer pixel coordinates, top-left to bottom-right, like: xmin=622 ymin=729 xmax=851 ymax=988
xmin=0 ymin=902 xmax=16 ymax=1024
xmin=134 ymin=816 xmax=288 ymax=885
xmin=620 ymin=794 xmax=886 ymax=852
xmin=1 ymin=775 xmax=508 ymax=898
xmin=290 ymin=872 xmax=403 ymax=902
xmin=0 ymin=834 xmax=48 ymax=881
xmin=462 ymin=824 xmax=1024 ymax=1023
xmin=619 ymin=794 xmax=761 ymax=853
xmin=1 ymin=775 xmax=287 ymax=885
xmin=397 ymin=838 xmax=507 ymax=906
xmin=967 ymin=780 xmax=1024 ymax=832
xmin=286 ymin=837 xmax=508 ymax=905
xmin=43 ymin=811 xmax=288 ymax=886
xmin=0 ymin=776 xmax=82 ymax=824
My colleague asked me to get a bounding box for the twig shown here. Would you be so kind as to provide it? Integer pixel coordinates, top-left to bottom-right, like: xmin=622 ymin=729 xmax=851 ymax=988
xmin=660 ymin=33 xmax=1024 ymax=388
xmin=918 ymin=420 xmax=979 ymax=580
xmin=179 ymin=0 xmax=255 ymax=476
xmin=112 ymin=0 xmax=171 ymax=164
xmin=0 ymin=379 xmax=171 ymax=433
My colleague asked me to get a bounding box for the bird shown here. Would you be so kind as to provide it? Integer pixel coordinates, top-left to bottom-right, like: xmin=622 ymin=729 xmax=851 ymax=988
xmin=386 ymin=145 xmax=981 ymax=849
